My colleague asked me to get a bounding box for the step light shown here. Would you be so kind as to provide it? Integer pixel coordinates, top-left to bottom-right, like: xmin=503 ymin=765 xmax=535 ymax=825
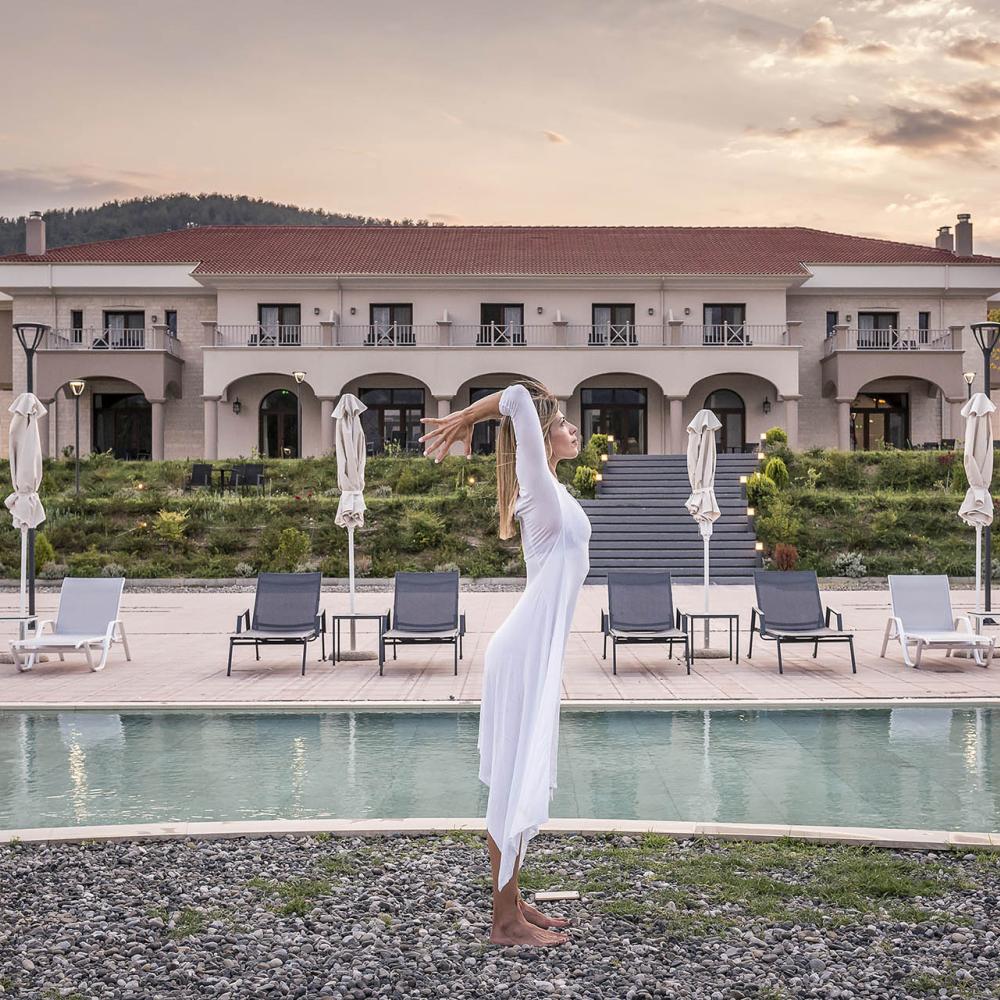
xmin=755 ymin=541 xmax=764 ymax=552
xmin=747 ymin=506 xmax=755 ymax=517
xmin=595 ymin=473 xmax=603 ymax=481
xmin=739 ymin=475 xmax=748 ymax=484
xmin=600 ymin=453 xmax=608 ymax=462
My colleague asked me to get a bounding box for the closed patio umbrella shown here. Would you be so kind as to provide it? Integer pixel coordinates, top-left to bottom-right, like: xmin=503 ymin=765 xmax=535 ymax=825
xmin=5 ymin=392 xmax=47 ymax=620
xmin=333 ymin=393 xmax=374 ymax=658
xmin=686 ymin=409 xmax=722 ymax=650
xmin=959 ymin=392 xmax=996 ymax=614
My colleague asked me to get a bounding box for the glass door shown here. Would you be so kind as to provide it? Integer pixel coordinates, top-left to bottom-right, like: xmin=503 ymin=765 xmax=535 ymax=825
xmin=703 ymin=304 xmax=747 ymax=345
xmin=591 ymin=304 xmax=636 ymax=345
xmin=479 ymin=304 xmax=524 ymax=345
xmin=705 ymin=389 xmax=746 ymax=452
xmin=581 ymin=388 xmax=647 ymax=453
xmin=857 ymin=312 xmax=898 ymax=350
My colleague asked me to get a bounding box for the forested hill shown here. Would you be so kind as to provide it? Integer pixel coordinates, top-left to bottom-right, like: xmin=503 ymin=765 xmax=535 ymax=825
xmin=0 ymin=193 xmax=432 ymax=254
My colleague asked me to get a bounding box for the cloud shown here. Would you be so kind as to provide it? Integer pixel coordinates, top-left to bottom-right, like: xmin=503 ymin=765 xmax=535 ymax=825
xmin=885 ymin=191 xmax=960 ymax=213
xmin=849 ymin=0 xmax=974 ymax=18
xmin=855 ymin=41 xmax=896 ymax=57
xmin=792 ymin=16 xmax=846 ymax=58
xmin=426 ymin=212 xmax=463 ymax=224
xmin=0 ymin=167 xmax=154 ymax=215
xmin=867 ymin=105 xmax=1000 ymax=152
xmin=949 ymin=80 xmax=1000 ymax=108
xmin=747 ymin=16 xmax=895 ymax=70
xmin=946 ymin=36 xmax=1000 ymax=64
xmin=542 ymin=130 xmax=569 ymax=144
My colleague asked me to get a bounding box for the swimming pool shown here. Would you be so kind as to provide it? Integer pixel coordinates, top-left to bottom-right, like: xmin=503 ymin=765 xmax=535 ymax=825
xmin=1 ymin=707 xmax=997 ymax=832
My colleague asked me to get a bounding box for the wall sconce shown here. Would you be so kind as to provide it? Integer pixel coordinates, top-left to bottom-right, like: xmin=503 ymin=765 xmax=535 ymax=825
xmin=762 ymin=395 xmax=771 ymax=414
xmin=845 ymin=313 xmax=853 ymax=322
xmin=69 ymin=379 xmax=86 ymax=397
xmin=292 ymin=370 xmax=306 ymax=384
xmin=683 ymin=307 xmax=691 ymax=316
xmin=232 ymin=397 xmax=242 ymax=415
xmin=313 ymin=307 xmax=321 ymax=316
xmin=537 ymin=306 xmax=544 ymax=315
xmin=350 ymin=306 xmax=356 ymax=315
xmin=151 ymin=314 xmax=158 ymax=324
xmin=647 ymin=307 xmax=655 ymax=316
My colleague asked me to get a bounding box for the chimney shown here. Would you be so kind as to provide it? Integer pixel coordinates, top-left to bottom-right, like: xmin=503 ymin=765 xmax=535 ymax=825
xmin=955 ymin=213 xmax=973 ymax=256
xmin=25 ymin=211 xmax=45 ymax=255
xmin=935 ymin=225 xmax=954 ymax=252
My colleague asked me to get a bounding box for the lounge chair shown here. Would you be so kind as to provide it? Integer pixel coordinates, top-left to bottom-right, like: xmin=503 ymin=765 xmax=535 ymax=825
xmin=748 ymin=570 xmax=857 ymax=674
xmin=10 ymin=577 xmax=131 ymax=672
xmin=600 ymin=570 xmax=690 ymax=674
xmin=228 ymin=572 xmax=326 ymax=676
xmin=381 ymin=571 xmax=465 ymax=676
xmin=185 ymin=463 xmax=214 ymax=490
xmin=881 ymin=574 xmax=995 ymax=668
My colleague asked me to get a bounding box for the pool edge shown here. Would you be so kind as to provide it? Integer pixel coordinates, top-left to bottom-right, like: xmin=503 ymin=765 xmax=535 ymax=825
xmin=2 ymin=818 xmax=996 ymax=852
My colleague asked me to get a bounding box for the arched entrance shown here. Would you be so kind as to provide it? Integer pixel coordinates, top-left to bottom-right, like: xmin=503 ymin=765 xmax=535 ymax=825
xmin=259 ymin=388 xmax=299 ymax=457
xmin=705 ymin=389 xmax=745 ymax=452
xmin=93 ymin=389 xmax=151 ymax=460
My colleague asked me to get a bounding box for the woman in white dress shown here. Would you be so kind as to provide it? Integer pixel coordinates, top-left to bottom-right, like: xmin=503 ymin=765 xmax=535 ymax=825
xmin=420 ymin=378 xmax=591 ymax=948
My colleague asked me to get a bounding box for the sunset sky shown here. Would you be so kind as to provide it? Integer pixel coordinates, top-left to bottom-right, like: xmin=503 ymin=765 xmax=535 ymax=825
xmin=4 ymin=0 xmax=1000 ymax=252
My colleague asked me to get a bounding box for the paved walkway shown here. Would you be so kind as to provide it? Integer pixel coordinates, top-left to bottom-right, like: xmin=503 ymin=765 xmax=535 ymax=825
xmin=3 ymin=584 xmax=1000 ymax=708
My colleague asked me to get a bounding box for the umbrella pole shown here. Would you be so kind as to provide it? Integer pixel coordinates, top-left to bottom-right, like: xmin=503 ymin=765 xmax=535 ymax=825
xmin=19 ymin=528 xmax=27 ymax=619
xmin=348 ymin=525 xmax=357 ymax=651
xmin=701 ymin=522 xmax=711 ymax=647
xmin=977 ymin=524 xmax=983 ymax=615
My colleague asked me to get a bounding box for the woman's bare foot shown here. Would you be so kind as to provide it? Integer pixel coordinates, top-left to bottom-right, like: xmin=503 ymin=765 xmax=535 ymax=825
xmin=518 ymin=895 xmax=571 ymax=928
xmin=490 ymin=911 xmax=569 ymax=947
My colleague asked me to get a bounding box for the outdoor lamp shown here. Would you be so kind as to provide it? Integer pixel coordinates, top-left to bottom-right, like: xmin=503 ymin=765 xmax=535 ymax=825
xmin=739 ymin=475 xmax=748 ymax=484
xmin=747 ymin=506 xmax=755 ymax=517
xmin=762 ymin=396 xmax=771 ymax=414
xmin=964 ymin=371 xmax=976 ymax=394
xmin=600 ymin=453 xmax=608 ymax=462
xmin=970 ymin=321 xmax=1000 ymax=614
xmin=232 ymin=397 xmax=242 ymax=415
xmin=291 ymin=371 xmax=306 ymax=458
xmin=757 ymin=451 xmax=766 ymax=461
xmin=755 ymin=541 xmax=764 ymax=552
xmin=292 ymin=370 xmax=306 ymax=384
xmin=595 ymin=473 xmax=603 ymax=482
xmin=69 ymin=380 xmax=85 ymax=497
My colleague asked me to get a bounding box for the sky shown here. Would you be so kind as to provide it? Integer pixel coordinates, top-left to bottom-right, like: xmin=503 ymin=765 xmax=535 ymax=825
xmin=3 ymin=0 xmax=1000 ymax=252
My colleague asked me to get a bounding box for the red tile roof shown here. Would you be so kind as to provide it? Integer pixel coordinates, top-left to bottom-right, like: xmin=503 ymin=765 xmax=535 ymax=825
xmin=1 ymin=225 xmax=997 ymax=276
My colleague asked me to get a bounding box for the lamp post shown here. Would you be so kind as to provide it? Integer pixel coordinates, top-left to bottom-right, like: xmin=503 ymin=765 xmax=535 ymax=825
xmin=964 ymin=371 xmax=976 ymax=400
xmin=971 ymin=322 xmax=1000 ymax=614
xmin=12 ymin=323 xmax=49 ymax=621
xmin=292 ymin=371 xmax=306 ymax=458
xmin=69 ymin=380 xmax=86 ymax=494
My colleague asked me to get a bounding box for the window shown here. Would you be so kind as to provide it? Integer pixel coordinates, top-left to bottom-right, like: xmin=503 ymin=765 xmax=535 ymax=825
xmin=369 ymin=304 xmax=414 ymax=346
xmin=359 ymin=387 xmax=426 ymax=453
xmin=102 ymin=310 xmax=145 ymax=349
xmin=591 ymin=304 xmax=636 ymax=346
xmin=71 ymin=309 xmax=84 ymax=345
xmin=470 ymin=386 xmax=503 ymax=454
xmin=580 ymin=387 xmax=647 ymax=454
xmin=479 ymin=304 xmax=524 ymax=345
xmin=857 ymin=311 xmax=899 ymax=349
xmin=165 ymin=310 xmax=178 ymax=337
xmin=256 ymin=304 xmax=301 ymax=346
xmin=918 ymin=311 xmax=931 ymax=345
xmin=705 ymin=389 xmax=745 ymax=452
xmin=702 ymin=304 xmax=747 ymax=345
xmin=825 ymin=311 xmax=838 ymax=338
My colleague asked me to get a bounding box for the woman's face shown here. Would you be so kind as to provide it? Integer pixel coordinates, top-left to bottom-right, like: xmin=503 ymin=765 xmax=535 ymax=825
xmin=547 ymin=410 xmax=580 ymax=463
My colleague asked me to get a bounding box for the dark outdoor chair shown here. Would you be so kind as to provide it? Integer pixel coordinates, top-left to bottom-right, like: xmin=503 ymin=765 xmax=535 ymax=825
xmin=748 ymin=570 xmax=856 ymax=674
xmin=228 ymin=572 xmax=326 ymax=676
xmin=600 ymin=571 xmax=690 ymax=675
xmin=381 ymin=571 xmax=466 ymax=676
xmin=222 ymin=464 xmax=245 ymax=493
xmin=185 ymin=463 xmax=214 ymax=490
xmin=241 ymin=463 xmax=266 ymax=492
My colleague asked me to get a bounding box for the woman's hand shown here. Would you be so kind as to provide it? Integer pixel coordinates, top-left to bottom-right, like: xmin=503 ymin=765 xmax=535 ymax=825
xmin=419 ymin=410 xmax=474 ymax=463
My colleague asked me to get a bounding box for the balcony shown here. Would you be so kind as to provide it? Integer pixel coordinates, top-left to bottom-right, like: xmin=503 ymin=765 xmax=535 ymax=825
xmin=211 ymin=321 xmax=796 ymax=348
xmin=34 ymin=326 xmax=184 ymax=402
xmin=820 ymin=325 xmax=966 ymax=402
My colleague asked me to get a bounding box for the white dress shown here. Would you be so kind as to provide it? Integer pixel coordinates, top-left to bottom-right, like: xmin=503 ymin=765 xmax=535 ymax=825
xmin=477 ymin=383 xmax=592 ymax=891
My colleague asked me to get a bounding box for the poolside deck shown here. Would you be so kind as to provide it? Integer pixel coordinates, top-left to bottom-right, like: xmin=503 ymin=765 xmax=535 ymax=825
xmin=3 ymin=583 xmax=1000 ymax=709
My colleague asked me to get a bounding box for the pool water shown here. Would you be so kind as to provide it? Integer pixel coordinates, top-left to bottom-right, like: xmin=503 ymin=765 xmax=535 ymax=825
xmin=1 ymin=707 xmax=997 ymax=832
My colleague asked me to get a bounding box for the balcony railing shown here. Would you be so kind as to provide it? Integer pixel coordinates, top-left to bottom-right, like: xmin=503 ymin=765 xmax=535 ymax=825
xmin=564 ymin=324 xmax=663 ymax=346
xmin=450 ymin=323 xmax=548 ymax=346
xmin=337 ymin=324 xmax=439 ymax=346
xmin=823 ymin=328 xmax=954 ymax=355
xmin=44 ymin=328 xmax=181 ymax=357
xmin=213 ymin=324 xmax=324 ymax=347
xmin=679 ymin=324 xmax=789 ymax=346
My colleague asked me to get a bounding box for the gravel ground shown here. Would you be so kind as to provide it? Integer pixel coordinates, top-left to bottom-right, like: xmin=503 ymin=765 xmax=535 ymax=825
xmin=2 ymin=832 xmax=999 ymax=1000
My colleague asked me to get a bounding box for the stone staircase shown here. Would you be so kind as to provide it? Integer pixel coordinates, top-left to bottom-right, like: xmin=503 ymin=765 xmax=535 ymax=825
xmin=580 ymin=453 xmax=761 ymax=582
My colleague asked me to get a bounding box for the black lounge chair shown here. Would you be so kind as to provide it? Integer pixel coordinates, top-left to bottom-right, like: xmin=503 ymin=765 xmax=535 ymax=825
xmin=185 ymin=463 xmax=214 ymax=490
xmin=381 ymin=571 xmax=465 ymax=676
xmin=600 ymin=570 xmax=690 ymax=674
xmin=748 ymin=570 xmax=856 ymax=674
xmin=228 ymin=572 xmax=326 ymax=676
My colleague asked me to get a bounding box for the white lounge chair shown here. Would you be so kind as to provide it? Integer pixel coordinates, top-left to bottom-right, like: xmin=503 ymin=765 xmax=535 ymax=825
xmin=881 ymin=574 xmax=995 ymax=668
xmin=10 ymin=577 xmax=131 ymax=672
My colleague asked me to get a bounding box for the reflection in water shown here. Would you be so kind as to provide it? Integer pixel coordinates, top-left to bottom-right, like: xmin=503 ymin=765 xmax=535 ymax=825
xmin=0 ymin=708 xmax=998 ymax=833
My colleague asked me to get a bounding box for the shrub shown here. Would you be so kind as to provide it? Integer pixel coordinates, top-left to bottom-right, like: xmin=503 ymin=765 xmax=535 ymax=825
xmin=832 ymin=551 xmax=867 ymax=578
xmin=155 ymin=509 xmax=188 ymax=542
xmin=773 ymin=543 xmax=799 ymax=571
xmin=263 ymin=527 xmax=311 ymax=573
xmin=39 ymin=561 xmax=68 ymax=580
xmin=34 ymin=532 xmax=56 ymax=571
xmin=371 ymin=484 xmax=392 ymax=497
xmin=101 ymin=562 xmax=127 ymax=578
xmin=234 ymin=561 xmax=256 ymax=578
xmin=745 ymin=472 xmax=778 ymax=512
xmin=763 ymin=457 xmax=789 ymax=490
xmin=755 ymin=497 xmax=801 ymax=546
xmin=433 ymin=561 xmax=460 ymax=573
xmin=589 ymin=432 xmax=610 ymax=457
xmin=573 ymin=465 xmax=599 ymax=498
xmin=400 ymin=510 xmax=446 ymax=552
xmin=764 ymin=427 xmax=788 ymax=446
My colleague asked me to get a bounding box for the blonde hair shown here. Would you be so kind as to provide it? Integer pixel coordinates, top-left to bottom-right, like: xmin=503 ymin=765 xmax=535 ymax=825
xmin=496 ymin=378 xmax=561 ymax=540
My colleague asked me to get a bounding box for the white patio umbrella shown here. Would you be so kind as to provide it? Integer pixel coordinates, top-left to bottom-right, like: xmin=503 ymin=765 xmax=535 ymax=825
xmin=685 ymin=409 xmax=722 ymax=649
xmin=333 ymin=393 xmax=374 ymax=658
xmin=5 ymin=393 xmax=47 ymax=619
xmin=958 ymin=392 xmax=996 ymax=614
